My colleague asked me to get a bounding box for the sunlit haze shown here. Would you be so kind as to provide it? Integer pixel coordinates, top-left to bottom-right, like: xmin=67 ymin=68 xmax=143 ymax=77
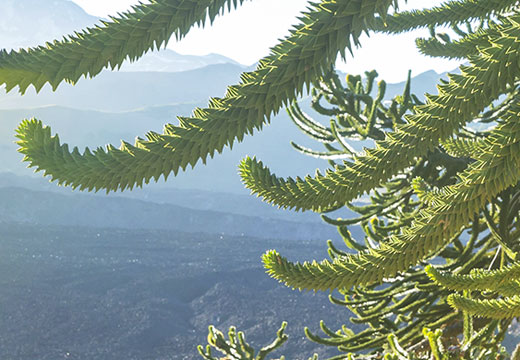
xmin=72 ymin=0 xmax=460 ymax=82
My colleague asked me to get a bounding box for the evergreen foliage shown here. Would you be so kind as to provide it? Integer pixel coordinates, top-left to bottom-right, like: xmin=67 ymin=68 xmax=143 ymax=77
xmin=3 ymin=0 xmax=520 ymax=359
xmin=0 ymin=0 xmax=249 ymax=93
xmin=13 ymin=0 xmax=398 ymax=193
xmin=198 ymin=323 xmax=288 ymax=360
xmin=251 ymin=65 xmax=520 ymax=358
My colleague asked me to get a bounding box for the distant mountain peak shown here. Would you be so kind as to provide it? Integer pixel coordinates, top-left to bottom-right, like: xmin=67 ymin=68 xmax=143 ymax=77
xmin=119 ymin=49 xmax=245 ymax=73
xmin=0 ymin=0 xmax=99 ymax=50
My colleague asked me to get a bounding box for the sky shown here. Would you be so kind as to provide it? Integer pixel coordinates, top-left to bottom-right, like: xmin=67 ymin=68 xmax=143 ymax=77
xmin=71 ymin=0 xmax=461 ymax=83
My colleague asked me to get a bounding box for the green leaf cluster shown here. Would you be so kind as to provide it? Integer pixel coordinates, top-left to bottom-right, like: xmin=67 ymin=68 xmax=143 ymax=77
xmin=198 ymin=323 xmax=288 ymax=360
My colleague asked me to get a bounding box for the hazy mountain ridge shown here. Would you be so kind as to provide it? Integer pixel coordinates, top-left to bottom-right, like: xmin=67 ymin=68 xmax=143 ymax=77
xmin=0 ymin=64 xmax=247 ymax=111
xmin=0 ymin=172 xmax=330 ymax=223
xmin=119 ymin=49 xmax=245 ymax=73
xmin=0 ymin=185 xmax=346 ymax=241
xmin=0 ymin=65 xmax=446 ymax=112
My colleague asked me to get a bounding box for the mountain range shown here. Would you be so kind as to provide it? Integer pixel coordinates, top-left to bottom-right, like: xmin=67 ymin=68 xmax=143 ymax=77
xmin=0 ymin=184 xmax=346 ymax=241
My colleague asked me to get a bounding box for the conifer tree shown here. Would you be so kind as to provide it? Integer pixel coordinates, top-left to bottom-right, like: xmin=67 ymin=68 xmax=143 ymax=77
xmin=2 ymin=0 xmax=520 ymax=359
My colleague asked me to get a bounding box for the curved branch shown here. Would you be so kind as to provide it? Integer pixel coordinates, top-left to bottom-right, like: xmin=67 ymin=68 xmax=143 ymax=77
xmin=0 ymin=0 xmax=249 ymax=94
xmin=371 ymin=0 xmax=518 ymax=34
xmin=263 ymin=111 xmax=520 ymax=290
xmin=16 ymin=0 xmax=398 ymax=193
xmin=240 ymin=17 xmax=520 ymax=212
xmin=448 ymin=295 xmax=520 ymax=319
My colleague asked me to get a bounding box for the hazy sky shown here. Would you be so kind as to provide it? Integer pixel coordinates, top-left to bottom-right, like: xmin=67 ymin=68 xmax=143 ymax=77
xmin=71 ymin=0 xmax=460 ymax=82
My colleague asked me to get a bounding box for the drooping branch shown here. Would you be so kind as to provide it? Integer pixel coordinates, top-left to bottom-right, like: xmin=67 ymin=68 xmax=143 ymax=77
xmin=240 ymin=17 xmax=520 ymax=212
xmin=263 ymin=110 xmax=520 ymax=290
xmin=0 ymin=0 xmax=249 ymax=94
xmin=15 ymin=0 xmax=397 ymax=193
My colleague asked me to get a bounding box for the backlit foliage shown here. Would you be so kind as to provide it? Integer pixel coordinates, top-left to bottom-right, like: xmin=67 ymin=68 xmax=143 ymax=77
xmin=2 ymin=0 xmax=520 ymax=359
